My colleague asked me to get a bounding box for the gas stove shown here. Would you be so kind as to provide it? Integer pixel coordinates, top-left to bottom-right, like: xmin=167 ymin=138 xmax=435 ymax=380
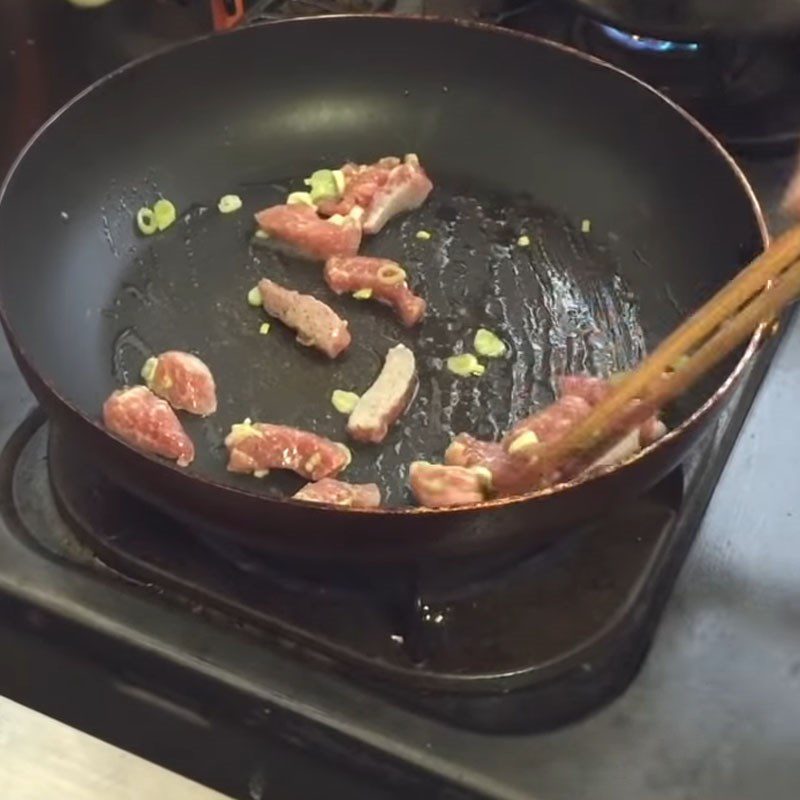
xmin=0 ymin=2 xmax=798 ymax=799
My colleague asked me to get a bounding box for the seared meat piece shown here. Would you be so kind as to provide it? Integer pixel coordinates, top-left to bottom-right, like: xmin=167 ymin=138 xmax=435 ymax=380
xmin=324 ymin=256 xmax=426 ymax=327
xmin=361 ymin=154 xmax=433 ymax=234
xmin=141 ymin=351 xmax=217 ymax=416
xmin=445 ymin=433 xmax=521 ymax=495
xmin=225 ymin=421 xmax=351 ymax=481
xmin=103 ymin=385 xmax=194 ymax=467
xmin=254 ymin=203 xmax=362 ymax=261
xmin=409 ymin=462 xmax=492 ymax=508
xmin=556 ymin=374 xmax=667 ymax=445
xmin=293 ymin=478 xmax=381 ymax=508
xmin=347 ymin=344 xmax=417 ymax=444
xmin=502 ymin=395 xmax=593 ymax=453
xmin=258 ymin=278 xmax=351 ymax=358
xmin=317 ymin=157 xmax=400 ymax=218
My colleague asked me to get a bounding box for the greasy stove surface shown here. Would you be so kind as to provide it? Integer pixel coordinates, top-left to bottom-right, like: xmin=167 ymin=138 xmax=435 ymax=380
xmin=2 ymin=2 xmax=800 ymax=800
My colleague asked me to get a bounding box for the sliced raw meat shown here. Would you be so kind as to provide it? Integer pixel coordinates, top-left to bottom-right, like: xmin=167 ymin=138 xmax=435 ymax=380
xmin=361 ymin=154 xmax=433 ymax=234
xmin=556 ymin=374 xmax=667 ymax=445
xmin=141 ymin=351 xmax=217 ymax=416
xmin=409 ymin=462 xmax=492 ymax=508
xmin=557 ymin=375 xmax=611 ymax=407
xmin=254 ymin=203 xmax=361 ymax=261
xmin=317 ymin=157 xmax=400 ymax=217
xmin=503 ymin=395 xmax=593 ymax=452
xmin=347 ymin=344 xmax=417 ymax=444
xmin=445 ymin=433 xmax=521 ymax=495
xmin=225 ymin=422 xmax=350 ymax=481
xmin=324 ymin=256 xmax=426 ymax=327
xmin=258 ymin=278 xmax=351 ymax=358
xmin=293 ymin=478 xmax=381 ymax=508
xmin=587 ymin=429 xmax=641 ymax=472
xmin=103 ymin=386 xmax=194 ymax=467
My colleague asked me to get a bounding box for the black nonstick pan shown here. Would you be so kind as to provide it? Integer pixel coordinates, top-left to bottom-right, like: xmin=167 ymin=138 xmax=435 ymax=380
xmin=0 ymin=15 xmax=766 ymax=562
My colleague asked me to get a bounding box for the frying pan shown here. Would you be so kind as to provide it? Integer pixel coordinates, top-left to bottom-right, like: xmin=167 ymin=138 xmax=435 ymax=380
xmin=0 ymin=15 xmax=766 ymax=563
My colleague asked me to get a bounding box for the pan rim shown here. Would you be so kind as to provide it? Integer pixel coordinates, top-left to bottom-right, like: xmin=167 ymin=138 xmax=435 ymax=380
xmin=0 ymin=13 xmax=769 ymax=518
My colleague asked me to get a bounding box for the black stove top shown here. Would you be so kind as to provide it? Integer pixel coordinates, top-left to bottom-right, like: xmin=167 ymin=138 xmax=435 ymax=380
xmin=497 ymin=2 xmax=800 ymax=153
xmin=0 ymin=1 xmax=797 ymax=799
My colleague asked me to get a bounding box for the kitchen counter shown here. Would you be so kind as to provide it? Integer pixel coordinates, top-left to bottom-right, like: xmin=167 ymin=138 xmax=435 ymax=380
xmin=0 ymin=695 xmax=230 ymax=799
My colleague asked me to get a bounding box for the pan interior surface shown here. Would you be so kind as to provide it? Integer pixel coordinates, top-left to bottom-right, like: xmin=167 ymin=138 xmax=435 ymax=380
xmin=0 ymin=17 xmax=764 ymax=507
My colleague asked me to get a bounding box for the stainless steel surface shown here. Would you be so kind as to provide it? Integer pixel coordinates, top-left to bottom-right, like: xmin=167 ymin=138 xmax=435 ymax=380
xmin=0 ymin=695 xmax=231 ymax=799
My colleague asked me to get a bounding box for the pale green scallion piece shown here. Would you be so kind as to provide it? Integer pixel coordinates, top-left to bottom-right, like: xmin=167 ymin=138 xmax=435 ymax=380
xmin=331 ymin=390 xmax=360 ymax=415
xmin=416 ymin=230 xmax=432 ymax=241
xmin=247 ymin=286 xmax=262 ymax=307
xmin=287 ymin=191 xmax=316 ymax=208
xmin=447 ymin=353 xmax=485 ymax=377
xmin=517 ymin=234 xmax=530 ymax=247
xmin=581 ymin=219 xmax=592 ymax=234
xmin=304 ymin=169 xmax=343 ymax=204
xmin=353 ymin=288 xmax=373 ymax=300
xmin=140 ymin=356 xmax=158 ymax=385
xmin=218 ymin=194 xmax=242 ymax=214
xmin=474 ymin=328 xmax=506 ymax=359
xmin=259 ymin=323 xmax=271 ymax=335
xmin=153 ymin=198 xmax=177 ymax=231
xmin=136 ymin=207 xmax=158 ymax=236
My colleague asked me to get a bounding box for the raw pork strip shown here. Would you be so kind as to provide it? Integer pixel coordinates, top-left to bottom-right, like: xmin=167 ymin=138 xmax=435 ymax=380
xmin=409 ymin=462 xmax=492 ymax=508
xmin=317 ymin=157 xmax=401 ymax=217
xmin=324 ymin=256 xmax=427 ymax=327
xmin=225 ymin=422 xmax=350 ymax=481
xmin=103 ymin=386 xmax=194 ymax=467
xmin=502 ymin=395 xmax=593 ymax=453
xmin=141 ymin=351 xmax=217 ymax=416
xmin=347 ymin=344 xmax=417 ymax=444
xmin=254 ymin=203 xmax=361 ymax=261
xmin=556 ymin=374 xmax=667 ymax=445
xmin=361 ymin=154 xmax=433 ymax=234
xmin=258 ymin=278 xmax=351 ymax=358
xmin=293 ymin=478 xmax=381 ymax=508
xmin=445 ymin=433 xmax=521 ymax=495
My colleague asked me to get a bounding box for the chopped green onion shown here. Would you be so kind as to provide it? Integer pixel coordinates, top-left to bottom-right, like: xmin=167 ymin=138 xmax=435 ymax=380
xmin=331 ymin=390 xmax=360 ymax=415
xmin=136 ymin=207 xmax=157 ymax=236
xmin=287 ymin=191 xmax=316 ymax=207
xmin=328 ymin=214 xmax=346 ymax=226
xmin=247 ymin=286 xmax=262 ymax=307
xmin=353 ymin=288 xmax=373 ymax=300
xmin=507 ymin=430 xmax=539 ymax=455
xmin=304 ymin=169 xmax=342 ymax=203
xmin=153 ymin=199 xmax=177 ymax=231
xmin=581 ymin=219 xmax=592 ymax=233
xmin=447 ymin=353 xmax=485 ymax=377
xmin=517 ymin=234 xmax=530 ymax=247
xmin=474 ymin=328 xmax=506 ymax=358
xmin=218 ymin=194 xmax=242 ymax=214
xmin=416 ymin=230 xmax=432 ymax=240
xmin=259 ymin=323 xmax=271 ymax=335
xmin=332 ymin=169 xmax=346 ymax=195
xmin=253 ymin=229 xmax=269 ymax=240
xmin=140 ymin=356 xmax=158 ymax=386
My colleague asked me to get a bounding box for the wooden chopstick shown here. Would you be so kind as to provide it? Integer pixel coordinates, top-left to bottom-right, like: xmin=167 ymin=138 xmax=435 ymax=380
xmin=521 ymin=226 xmax=800 ymax=484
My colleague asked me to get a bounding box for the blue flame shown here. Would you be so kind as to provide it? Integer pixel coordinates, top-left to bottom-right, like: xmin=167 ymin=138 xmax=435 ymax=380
xmin=599 ymin=24 xmax=700 ymax=54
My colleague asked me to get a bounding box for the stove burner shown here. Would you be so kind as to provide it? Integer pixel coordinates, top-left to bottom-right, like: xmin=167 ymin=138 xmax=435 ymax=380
xmin=30 ymin=417 xmax=697 ymax=732
xmin=504 ymin=3 xmax=800 ymax=153
xmin=598 ymin=24 xmax=700 ymax=55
